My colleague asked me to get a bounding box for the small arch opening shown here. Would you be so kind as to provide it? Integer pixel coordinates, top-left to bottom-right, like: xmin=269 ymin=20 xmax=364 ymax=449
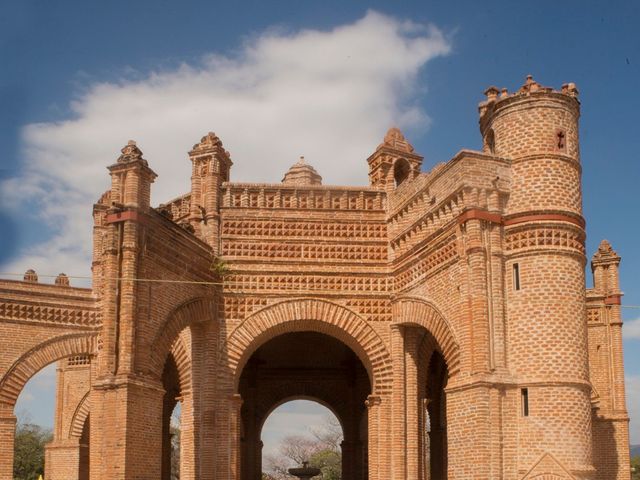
xmin=394 ymin=158 xmax=411 ymax=187
xmin=161 ymin=354 xmax=182 ymax=480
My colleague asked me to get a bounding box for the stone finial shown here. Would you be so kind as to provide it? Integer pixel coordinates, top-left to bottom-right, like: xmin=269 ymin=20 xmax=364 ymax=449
xmin=561 ymin=82 xmax=579 ymax=97
xmin=55 ymin=273 xmax=70 ymax=287
xmin=592 ymin=239 xmax=620 ymax=265
xmin=192 ymin=132 xmax=223 ymax=151
xmin=117 ymin=140 xmax=146 ymax=164
xmin=377 ymin=127 xmax=414 ymax=153
xmin=189 ymin=131 xmax=232 ymax=162
xmin=282 ymin=156 xmax=322 ymax=186
xmin=484 ymin=86 xmax=500 ymax=102
xmin=23 ymin=269 xmax=38 ymax=282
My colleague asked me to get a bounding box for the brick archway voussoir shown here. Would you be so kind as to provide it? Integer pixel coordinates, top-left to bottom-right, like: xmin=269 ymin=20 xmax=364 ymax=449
xmin=391 ymin=296 xmax=461 ymax=375
xmin=69 ymin=391 xmax=91 ymax=439
xmin=223 ymin=298 xmax=392 ymax=393
xmin=149 ymin=297 xmax=215 ymax=378
xmin=0 ymin=333 xmax=97 ymax=407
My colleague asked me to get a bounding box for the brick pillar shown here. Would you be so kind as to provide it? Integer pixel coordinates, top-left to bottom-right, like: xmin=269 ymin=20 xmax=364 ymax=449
xmin=229 ymin=394 xmax=243 ymax=480
xmin=404 ymin=327 xmax=420 ymax=480
xmin=90 ymin=376 xmax=165 ymax=480
xmin=462 ymin=217 xmax=492 ymax=374
xmin=0 ymin=408 xmax=16 ymax=480
xmin=390 ymin=325 xmax=406 ymax=480
xmin=180 ymin=391 xmax=196 ymax=480
xmin=341 ymin=440 xmax=354 ymax=479
xmin=45 ymin=439 xmax=82 ymax=480
xmin=366 ymin=395 xmax=382 ymax=480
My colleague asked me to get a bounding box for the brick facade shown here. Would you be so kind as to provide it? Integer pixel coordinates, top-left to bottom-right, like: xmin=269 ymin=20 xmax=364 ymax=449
xmin=0 ymin=76 xmax=631 ymax=479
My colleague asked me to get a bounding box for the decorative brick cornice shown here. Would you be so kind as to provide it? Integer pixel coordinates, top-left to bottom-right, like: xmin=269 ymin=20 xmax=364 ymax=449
xmin=105 ymin=208 xmax=148 ymax=225
xmin=604 ymin=294 xmax=622 ymax=305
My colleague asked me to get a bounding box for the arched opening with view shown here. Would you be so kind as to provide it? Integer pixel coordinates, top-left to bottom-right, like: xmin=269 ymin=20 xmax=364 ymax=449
xmin=238 ymin=332 xmax=371 ymax=480
xmin=393 ymin=158 xmax=412 ymax=186
xmin=398 ymin=325 xmax=451 ymax=480
xmin=161 ymin=353 xmax=182 ymax=480
xmin=0 ymin=334 xmax=96 ymax=480
xmin=261 ymin=399 xmax=343 ymax=480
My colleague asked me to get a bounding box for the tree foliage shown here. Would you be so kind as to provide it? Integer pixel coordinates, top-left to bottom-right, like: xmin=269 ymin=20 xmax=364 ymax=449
xmin=263 ymin=415 xmax=343 ymax=479
xmin=631 ymin=455 xmax=640 ymax=480
xmin=13 ymin=423 xmax=52 ymax=480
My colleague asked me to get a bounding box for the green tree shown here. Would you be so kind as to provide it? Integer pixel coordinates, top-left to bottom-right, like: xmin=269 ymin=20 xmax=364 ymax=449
xmin=631 ymin=455 xmax=640 ymax=480
xmin=263 ymin=415 xmax=343 ymax=479
xmin=309 ymin=448 xmax=341 ymax=480
xmin=13 ymin=423 xmax=52 ymax=480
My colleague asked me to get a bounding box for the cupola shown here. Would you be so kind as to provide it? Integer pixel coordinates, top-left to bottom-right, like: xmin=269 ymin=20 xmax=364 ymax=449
xmin=281 ymin=156 xmax=322 ymax=186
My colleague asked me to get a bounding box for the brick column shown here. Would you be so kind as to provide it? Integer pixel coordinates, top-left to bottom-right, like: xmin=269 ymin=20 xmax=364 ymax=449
xmin=229 ymin=394 xmax=243 ymax=480
xmin=404 ymin=327 xmax=420 ymax=480
xmin=366 ymin=395 xmax=382 ymax=480
xmin=390 ymin=325 xmax=406 ymax=480
xmin=341 ymin=440 xmax=354 ymax=479
xmin=90 ymin=376 xmax=165 ymax=480
xmin=462 ymin=218 xmax=492 ymax=374
xmin=180 ymin=391 xmax=196 ymax=480
xmin=0 ymin=408 xmax=16 ymax=480
xmin=45 ymin=439 xmax=82 ymax=480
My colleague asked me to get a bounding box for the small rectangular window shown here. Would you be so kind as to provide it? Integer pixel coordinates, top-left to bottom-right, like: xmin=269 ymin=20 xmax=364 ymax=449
xmin=513 ymin=263 xmax=521 ymax=291
xmin=521 ymin=388 xmax=529 ymax=417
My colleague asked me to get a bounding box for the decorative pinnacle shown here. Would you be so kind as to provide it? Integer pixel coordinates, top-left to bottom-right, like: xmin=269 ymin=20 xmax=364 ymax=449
xmin=190 ymin=131 xmax=231 ymax=159
xmin=592 ymin=239 xmax=620 ymax=267
xmin=117 ymin=140 xmax=145 ymax=164
xmin=378 ymin=127 xmax=414 ymax=153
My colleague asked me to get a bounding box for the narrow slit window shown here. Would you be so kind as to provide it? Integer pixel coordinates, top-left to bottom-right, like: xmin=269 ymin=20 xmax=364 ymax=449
xmin=521 ymin=388 xmax=529 ymax=417
xmin=513 ymin=263 xmax=521 ymax=291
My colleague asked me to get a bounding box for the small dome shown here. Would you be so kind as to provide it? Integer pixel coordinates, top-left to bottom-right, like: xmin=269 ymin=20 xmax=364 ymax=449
xmin=281 ymin=156 xmax=322 ymax=186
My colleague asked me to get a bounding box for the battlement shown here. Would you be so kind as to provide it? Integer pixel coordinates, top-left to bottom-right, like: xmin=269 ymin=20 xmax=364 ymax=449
xmin=479 ymin=74 xmax=579 ymax=120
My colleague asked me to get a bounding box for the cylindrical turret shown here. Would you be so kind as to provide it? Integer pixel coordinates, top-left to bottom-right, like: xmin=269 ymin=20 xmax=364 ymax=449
xmin=480 ymin=75 xmax=581 ymax=217
xmin=480 ymin=76 xmax=593 ymax=478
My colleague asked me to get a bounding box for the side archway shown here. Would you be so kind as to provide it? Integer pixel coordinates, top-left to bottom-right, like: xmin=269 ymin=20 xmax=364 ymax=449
xmin=148 ymin=297 xmax=216 ymax=378
xmin=391 ymin=296 xmax=461 ymax=376
xmin=0 ymin=333 xmax=97 ymax=406
xmin=222 ymin=298 xmax=392 ymax=393
xmin=69 ymin=391 xmax=91 ymax=439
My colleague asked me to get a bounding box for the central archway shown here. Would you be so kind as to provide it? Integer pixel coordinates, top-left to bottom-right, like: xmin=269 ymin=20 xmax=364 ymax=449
xmin=239 ymin=332 xmax=371 ymax=480
xmin=222 ymin=298 xmax=392 ymax=394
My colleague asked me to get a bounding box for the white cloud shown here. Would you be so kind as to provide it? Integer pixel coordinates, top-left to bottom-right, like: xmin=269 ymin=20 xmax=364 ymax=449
xmin=624 ymin=317 xmax=640 ymax=340
xmin=0 ymin=11 xmax=450 ymax=284
xmin=627 ymin=375 xmax=640 ymax=444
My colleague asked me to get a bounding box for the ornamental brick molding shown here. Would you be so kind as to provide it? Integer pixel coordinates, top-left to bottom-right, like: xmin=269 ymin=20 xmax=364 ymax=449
xmin=0 ymin=76 xmax=631 ymax=480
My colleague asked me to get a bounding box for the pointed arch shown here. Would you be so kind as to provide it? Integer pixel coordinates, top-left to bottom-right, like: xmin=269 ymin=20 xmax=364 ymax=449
xmin=0 ymin=333 xmax=97 ymax=406
xmin=221 ymin=298 xmax=392 ymax=393
xmin=391 ymin=296 xmax=461 ymax=375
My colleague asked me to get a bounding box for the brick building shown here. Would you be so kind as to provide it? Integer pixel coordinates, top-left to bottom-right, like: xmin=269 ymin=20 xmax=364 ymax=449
xmin=0 ymin=76 xmax=631 ymax=479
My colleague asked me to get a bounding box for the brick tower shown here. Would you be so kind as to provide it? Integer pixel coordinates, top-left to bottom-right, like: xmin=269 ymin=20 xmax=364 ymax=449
xmin=479 ymin=77 xmax=594 ymax=478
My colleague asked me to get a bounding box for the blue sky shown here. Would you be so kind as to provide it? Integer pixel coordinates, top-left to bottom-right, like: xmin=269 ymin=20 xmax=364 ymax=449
xmin=3 ymin=0 xmax=640 ymax=447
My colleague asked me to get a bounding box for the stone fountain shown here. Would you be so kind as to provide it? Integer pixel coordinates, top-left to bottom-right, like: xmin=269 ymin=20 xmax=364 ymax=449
xmin=288 ymin=461 xmax=321 ymax=479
